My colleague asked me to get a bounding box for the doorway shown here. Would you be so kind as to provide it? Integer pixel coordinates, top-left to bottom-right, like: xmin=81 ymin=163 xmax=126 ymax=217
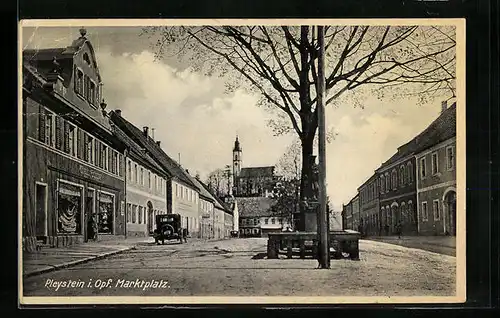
xmin=445 ymin=191 xmax=456 ymax=236
xmin=147 ymin=201 xmax=154 ymax=235
xmin=35 ymin=183 xmax=47 ymax=239
xmin=85 ymin=188 xmax=96 ymax=242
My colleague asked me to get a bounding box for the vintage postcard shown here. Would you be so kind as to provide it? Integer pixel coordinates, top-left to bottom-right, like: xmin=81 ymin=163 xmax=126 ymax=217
xmin=18 ymin=19 xmax=466 ymax=305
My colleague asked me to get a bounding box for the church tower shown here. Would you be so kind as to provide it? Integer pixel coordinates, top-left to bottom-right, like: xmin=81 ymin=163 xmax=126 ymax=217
xmin=233 ymin=135 xmax=242 ymax=181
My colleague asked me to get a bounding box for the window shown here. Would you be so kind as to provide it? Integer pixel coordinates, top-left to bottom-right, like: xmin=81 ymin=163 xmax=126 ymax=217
xmin=175 ymin=184 xmax=179 ymax=197
xmin=127 ymin=161 xmax=132 ymax=182
xmin=407 ymin=162 xmax=413 ymax=183
xmin=385 ymin=173 xmax=390 ymax=191
xmin=184 ymin=187 xmax=188 ymax=199
xmin=148 ymin=172 xmax=151 ymax=189
xmin=420 ymin=158 xmax=427 ymax=179
xmin=114 ymin=152 xmax=119 ymax=174
xmin=74 ymin=68 xmax=84 ymax=95
xmin=127 ymin=203 xmax=132 ymax=223
xmin=400 ymin=165 xmax=405 ymax=186
xmin=57 ymin=181 xmax=83 ymax=234
xmin=380 ymin=175 xmax=385 ymax=193
xmin=391 ymin=169 xmax=397 ymax=190
xmin=140 ymin=167 xmax=144 ymax=186
xmin=65 ymin=123 xmax=77 ymax=157
xmin=433 ymin=200 xmax=440 ymax=220
xmin=89 ymin=80 xmax=96 ymax=105
xmin=85 ymin=134 xmax=95 ymax=164
xmin=408 ymin=201 xmax=414 ymax=223
xmin=421 ymin=202 xmax=428 ymax=221
xmin=134 ymin=164 xmax=138 ymax=183
xmin=271 ymin=218 xmax=276 ymax=224
xmin=44 ymin=111 xmax=55 ymax=147
xmin=265 ymin=218 xmax=269 ymax=224
xmin=138 ymin=206 xmax=143 ymax=224
xmin=132 ymin=205 xmax=137 ymax=223
xmin=446 ymin=146 xmax=455 ymax=170
xmin=97 ymin=192 xmax=114 ymax=234
xmin=431 ymin=152 xmax=439 ymax=175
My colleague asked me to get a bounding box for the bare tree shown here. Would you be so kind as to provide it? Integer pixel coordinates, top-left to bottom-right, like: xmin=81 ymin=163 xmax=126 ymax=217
xmin=142 ymin=25 xmax=456 ymax=230
xmin=206 ymin=168 xmax=229 ymax=198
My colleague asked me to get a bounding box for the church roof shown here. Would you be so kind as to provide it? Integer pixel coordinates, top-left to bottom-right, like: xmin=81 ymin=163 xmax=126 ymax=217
xmin=239 ymin=166 xmax=275 ymax=178
xmin=236 ymin=197 xmax=277 ymax=218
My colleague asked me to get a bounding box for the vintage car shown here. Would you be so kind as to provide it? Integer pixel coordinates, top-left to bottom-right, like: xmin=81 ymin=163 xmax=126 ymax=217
xmin=153 ymin=214 xmax=186 ymax=245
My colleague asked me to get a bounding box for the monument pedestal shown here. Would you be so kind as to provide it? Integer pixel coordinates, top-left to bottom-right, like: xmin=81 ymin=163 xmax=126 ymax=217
xmin=304 ymin=210 xmax=318 ymax=233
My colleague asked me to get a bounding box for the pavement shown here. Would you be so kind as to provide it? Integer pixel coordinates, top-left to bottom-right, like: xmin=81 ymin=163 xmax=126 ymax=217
xmin=22 ymin=238 xmax=457 ymax=297
xmin=364 ymin=236 xmax=456 ymax=256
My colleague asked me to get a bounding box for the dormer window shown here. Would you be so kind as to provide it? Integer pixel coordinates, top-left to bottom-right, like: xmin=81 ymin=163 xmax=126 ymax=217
xmin=83 ymin=53 xmax=91 ymax=66
xmin=74 ymin=67 xmax=84 ymax=95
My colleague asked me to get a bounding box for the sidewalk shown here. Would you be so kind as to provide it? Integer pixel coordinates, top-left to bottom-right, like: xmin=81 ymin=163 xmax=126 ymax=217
xmin=22 ymin=237 xmax=153 ymax=278
xmin=364 ymin=236 xmax=456 ymax=256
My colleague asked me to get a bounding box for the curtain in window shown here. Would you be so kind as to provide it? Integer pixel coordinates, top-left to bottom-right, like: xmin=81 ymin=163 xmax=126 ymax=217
xmin=57 ymin=182 xmax=83 ymax=234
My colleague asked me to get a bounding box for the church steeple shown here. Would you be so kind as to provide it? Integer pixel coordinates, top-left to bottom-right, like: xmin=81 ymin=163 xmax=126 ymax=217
xmin=233 ymin=135 xmax=242 ymax=152
xmin=232 ymin=135 xmax=242 ymax=183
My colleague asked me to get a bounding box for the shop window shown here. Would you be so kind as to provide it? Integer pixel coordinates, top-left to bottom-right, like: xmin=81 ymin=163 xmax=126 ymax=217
xmin=57 ymin=181 xmax=83 ymax=234
xmin=97 ymin=192 xmax=114 ymax=234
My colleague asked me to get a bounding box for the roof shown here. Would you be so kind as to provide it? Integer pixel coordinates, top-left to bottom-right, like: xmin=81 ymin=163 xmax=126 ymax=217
xmin=239 ymin=166 xmax=275 ymax=178
xmin=196 ymin=180 xmax=232 ymax=213
xmin=377 ymin=102 xmax=456 ymax=172
xmin=111 ymin=124 xmax=170 ymax=178
xmin=236 ymin=197 xmax=277 ymax=218
xmin=109 ymin=111 xmax=198 ymax=189
xmin=190 ymin=177 xmax=216 ymax=203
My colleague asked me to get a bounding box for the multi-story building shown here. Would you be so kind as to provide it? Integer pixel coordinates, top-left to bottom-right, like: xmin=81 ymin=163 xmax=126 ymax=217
xmin=111 ymin=123 xmax=169 ymax=237
xmin=342 ymin=201 xmax=353 ymax=231
xmin=22 ymin=29 xmax=127 ymax=251
xmin=191 ymin=176 xmax=216 ymax=239
xmin=352 ymin=195 xmax=360 ymax=231
xmin=415 ymin=102 xmax=457 ymax=236
xmin=109 ymin=110 xmax=202 ymax=237
xmin=358 ymin=173 xmax=380 ymax=236
xmin=376 ymin=139 xmax=418 ymax=236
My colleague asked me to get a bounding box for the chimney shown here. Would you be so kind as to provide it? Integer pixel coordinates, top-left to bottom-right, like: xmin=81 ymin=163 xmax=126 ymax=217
xmin=441 ymin=100 xmax=447 ymax=114
xmin=151 ymin=128 xmax=155 ymax=140
xmin=115 ymin=109 xmax=122 ymax=116
xmin=156 ymin=140 xmax=161 ymax=147
xmin=143 ymin=126 xmax=149 ymax=137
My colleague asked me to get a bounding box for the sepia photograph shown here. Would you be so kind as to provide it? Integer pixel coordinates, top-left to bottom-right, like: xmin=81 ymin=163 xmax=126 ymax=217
xmin=18 ymin=19 xmax=465 ymax=305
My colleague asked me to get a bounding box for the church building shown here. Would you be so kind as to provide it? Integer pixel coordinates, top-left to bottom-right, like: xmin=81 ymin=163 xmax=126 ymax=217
xmin=232 ymin=136 xmax=277 ymax=198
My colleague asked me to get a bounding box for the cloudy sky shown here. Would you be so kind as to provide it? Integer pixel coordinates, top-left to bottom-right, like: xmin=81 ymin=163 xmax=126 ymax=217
xmin=21 ymin=25 xmax=452 ymax=211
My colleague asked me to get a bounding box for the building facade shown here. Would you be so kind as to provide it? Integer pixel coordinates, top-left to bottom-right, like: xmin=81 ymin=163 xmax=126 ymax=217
xmin=376 ymin=143 xmax=418 ymax=236
xmin=22 ymin=29 xmax=126 ymax=251
xmin=352 ymin=195 xmax=360 ymax=232
xmin=112 ymin=123 xmax=169 ymax=237
xmin=358 ymin=174 xmax=380 ymax=236
xmin=415 ymin=102 xmax=457 ymax=236
xmin=342 ymin=201 xmax=353 ymax=231
xmin=109 ymin=110 xmax=202 ymax=238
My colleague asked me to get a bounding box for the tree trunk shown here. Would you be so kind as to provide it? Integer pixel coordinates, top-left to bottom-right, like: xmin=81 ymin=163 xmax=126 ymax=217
xmin=296 ymin=131 xmax=315 ymax=231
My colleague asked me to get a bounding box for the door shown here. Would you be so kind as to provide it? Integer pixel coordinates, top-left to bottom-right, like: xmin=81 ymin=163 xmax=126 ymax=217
xmin=35 ymin=183 xmax=47 ymax=238
xmin=85 ymin=189 xmax=95 ymax=242
xmin=446 ymin=191 xmax=456 ymax=236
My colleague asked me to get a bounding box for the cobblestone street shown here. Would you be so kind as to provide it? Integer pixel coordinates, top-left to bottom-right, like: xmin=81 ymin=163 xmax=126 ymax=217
xmin=22 ymin=237 xmax=456 ymax=297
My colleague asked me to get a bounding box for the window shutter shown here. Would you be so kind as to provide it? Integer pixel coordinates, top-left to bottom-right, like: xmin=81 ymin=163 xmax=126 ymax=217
xmin=77 ymin=129 xmax=84 ymax=159
xmin=63 ymin=121 xmax=70 ymax=153
xmin=38 ymin=104 xmax=46 ymax=142
xmin=55 ymin=116 xmax=63 ymax=150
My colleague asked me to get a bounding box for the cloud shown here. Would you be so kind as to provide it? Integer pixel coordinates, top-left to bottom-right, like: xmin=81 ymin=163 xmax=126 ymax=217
xmin=96 ymin=48 xmax=293 ymax=181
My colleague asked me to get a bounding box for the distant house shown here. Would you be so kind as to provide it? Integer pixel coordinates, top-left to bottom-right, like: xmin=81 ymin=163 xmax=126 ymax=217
xmin=414 ymin=102 xmax=456 ymax=236
xmin=237 ymin=197 xmax=291 ymax=237
xmin=197 ymin=179 xmax=234 ymax=240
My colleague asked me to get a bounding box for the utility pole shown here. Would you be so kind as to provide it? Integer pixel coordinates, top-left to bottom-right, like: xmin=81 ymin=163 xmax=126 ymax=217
xmin=317 ymin=25 xmax=330 ymax=269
